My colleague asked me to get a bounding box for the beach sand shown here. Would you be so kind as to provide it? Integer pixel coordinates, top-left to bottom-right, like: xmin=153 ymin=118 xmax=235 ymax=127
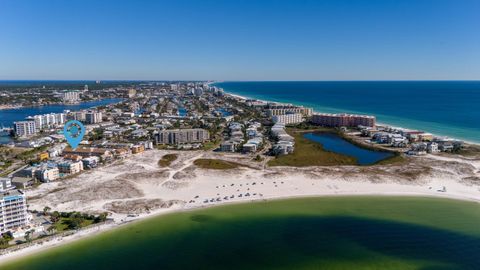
xmin=1 ymin=149 xmax=480 ymax=264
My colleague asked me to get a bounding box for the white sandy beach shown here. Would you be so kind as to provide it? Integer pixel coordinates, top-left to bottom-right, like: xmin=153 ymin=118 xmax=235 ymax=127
xmin=1 ymin=148 xmax=479 ymax=264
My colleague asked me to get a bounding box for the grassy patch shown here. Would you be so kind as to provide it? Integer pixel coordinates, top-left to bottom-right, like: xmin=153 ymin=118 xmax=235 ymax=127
xmin=202 ymin=141 xmax=219 ymax=151
xmin=158 ymin=154 xmax=178 ymax=167
xmin=453 ymin=144 xmax=480 ymax=158
xmin=54 ymin=217 xmax=94 ymax=232
xmin=268 ymin=129 xmax=358 ymax=167
xmin=373 ymin=154 xmax=406 ymax=165
xmin=193 ymin=159 xmax=241 ymax=170
xmin=268 ymin=128 xmax=403 ymax=167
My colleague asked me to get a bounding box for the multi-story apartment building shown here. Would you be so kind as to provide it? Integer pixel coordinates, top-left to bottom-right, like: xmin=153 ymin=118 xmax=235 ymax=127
xmin=311 ymin=113 xmax=376 ymax=128
xmin=0 ymin=178 xmax=13 ymax=192
xmin=57 ymin=161 xmax=84 ymax=174
xmin=155 ymin=129 xmax=210 ymax=145
xmin=13 ymin=121 xmax=36 ymax=137
xmin=35 ymin=166 xmax=60 ymax=182
xmin=72 ymin=111 xmax=87 ymax=122
xmin=0 ymin=190 xmax=29 ymax=233
xmin=272 ymin=113 xmax=304 ymax=125
xmin=85 ymin=111 xmax=103 ymax=124
xmin=265 ymin=104 xmax=313 ymax=117
xmin=28 ymin=113 xmax=66 ymax=131
xmin=62 ymin=90 xmax=80 ymax=103
xmin=126 ymin=88 xmax=136 ymax=98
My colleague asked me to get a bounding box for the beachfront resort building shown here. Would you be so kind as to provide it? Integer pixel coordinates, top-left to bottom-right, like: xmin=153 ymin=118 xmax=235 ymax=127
xmin=155 ymin=129 xmax=210 ymax=145
xmin=265 ymin=104 xmax=313 ymax=117
xmin=0 ymin=190 xmax=29 ymax=233
xmin=13 ymin=121 xmax=37 ymax=137
xmin=57 ymin=160 xmax=84 ymax=174
xmin=272 ymin=113 xmax=304 ymax=125
xmin=311 ymin=113 xmax=376 ymax=128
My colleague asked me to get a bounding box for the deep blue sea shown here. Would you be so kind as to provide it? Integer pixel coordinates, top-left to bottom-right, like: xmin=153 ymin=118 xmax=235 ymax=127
xmin=0 ymin=98 xmax=123 ymax=144
xmin=215 ymin=81 xmax=480 ymax=143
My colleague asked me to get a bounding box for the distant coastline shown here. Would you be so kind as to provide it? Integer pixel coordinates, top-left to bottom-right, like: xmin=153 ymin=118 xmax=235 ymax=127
xmin=214 ymin=81 xmax=480 ymax=145
xmin=0 ymin=97 xmax=119 ymax=111
xmin=223 ymin=90 xmax=479 ymax=146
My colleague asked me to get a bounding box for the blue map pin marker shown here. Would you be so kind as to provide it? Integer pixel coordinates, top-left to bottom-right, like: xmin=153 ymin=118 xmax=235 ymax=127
xmin=63 ymin=120 xmax=85 ymax=149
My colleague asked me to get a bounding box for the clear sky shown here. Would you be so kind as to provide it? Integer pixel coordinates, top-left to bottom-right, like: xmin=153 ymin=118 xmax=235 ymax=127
xmin=0 ymin=0 xmax=479 ymax=81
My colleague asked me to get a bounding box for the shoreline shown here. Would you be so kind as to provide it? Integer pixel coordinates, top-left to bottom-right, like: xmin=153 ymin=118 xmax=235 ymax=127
xmin=220 ymin=87 xmax=480 ymax=146
xmin=1 ymin=146 xmax=479 ymax=264
xmin=1 ymin=191 xmax=479 ymax=265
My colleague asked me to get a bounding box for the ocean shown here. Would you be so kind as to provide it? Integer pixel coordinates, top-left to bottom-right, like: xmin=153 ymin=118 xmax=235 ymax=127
xmin=215 ymin=81 xmax=480 ymax=143
xmin=2 ymin=196 xmax=480 ymax=270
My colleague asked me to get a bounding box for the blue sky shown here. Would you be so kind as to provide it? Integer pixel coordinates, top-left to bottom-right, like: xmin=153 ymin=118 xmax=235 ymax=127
xmin=0 ymin=0 xmax=479 ymax=80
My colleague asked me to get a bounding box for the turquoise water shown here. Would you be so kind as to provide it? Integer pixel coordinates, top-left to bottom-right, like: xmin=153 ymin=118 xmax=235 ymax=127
xmin=2 ymin=196 xmax=480 ymax=270
xmin=215 ymin=81 xmax=480 ymax=143
xmin=304 ymin=132 xmax=393 ymax=165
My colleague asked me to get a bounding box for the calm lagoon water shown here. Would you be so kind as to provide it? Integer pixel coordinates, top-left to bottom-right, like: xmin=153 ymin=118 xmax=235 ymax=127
xmin=3 ymin=196 xmax=480 ymax=270
xmin=0 ymin=98 xmax=123 ymax=144
xmin=304 ymin=132 xmax=393 ymax=165
xmin=215 ymin=81 xmax=480 ymax=143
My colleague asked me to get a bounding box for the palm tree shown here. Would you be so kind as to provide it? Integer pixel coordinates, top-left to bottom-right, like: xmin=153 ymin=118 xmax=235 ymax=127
xmin=25 ymin=230 xmax=34 ymax=243
xmin=46 ymin=225 xmax=56 ymax=235
xmin=50 ymin=211 xmax=60 ymax=223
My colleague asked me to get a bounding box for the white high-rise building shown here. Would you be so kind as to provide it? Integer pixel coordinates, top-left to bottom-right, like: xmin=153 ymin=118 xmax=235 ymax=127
xmin=0 ymin=190 xmax=29 ymax=233
xmin=62 ymin=91 xmax=80 ymax=103
xmin=14 ymin=121 xmax=36 ymax=137
xmin=272 ymin=113 xmax=304 ymax=125
xmin=85 ymin=111 xmax=103 ymax=124
xmin=30 ymin=113 xmax=66 ymax=131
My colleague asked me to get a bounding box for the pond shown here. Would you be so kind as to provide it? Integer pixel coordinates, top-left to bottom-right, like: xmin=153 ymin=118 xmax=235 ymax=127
xmin=304 ymin=132 xmax=394 ymax=165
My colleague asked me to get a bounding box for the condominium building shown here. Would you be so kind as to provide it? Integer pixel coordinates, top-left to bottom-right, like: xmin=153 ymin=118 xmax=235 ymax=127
xmin=73 ymin=111 xmax=87 ymax=122
xmin=126 ymin=88 xmax=136 ymax=98
xmin=0 ymin=190 xmax=29 ymax=233
xmin=57 ymin=161 xmax=84 ymax=174
xmin=34 ymin=166 xmax=60 ymax=182
xmin=272 ymin=113 xmax=304 ymax=125
xmin=85 ymin=111 xmax=103 ymax=124
xmin=266 ymin=105 xmax=313 ymax=117
xmin=311 ymin=113 xmax=376 ymax=128
xmin=155 ymin=129 xmax=210 ymax=145
xmin=28 ymin=113 xmax=66 ymax=131
xmin=0 ymin=178 xmax=13 ymax=192
xmin=62 ymin=90 xmax=80 ymax=103
xmin=13 ymin=121 xmax=36 ymax=137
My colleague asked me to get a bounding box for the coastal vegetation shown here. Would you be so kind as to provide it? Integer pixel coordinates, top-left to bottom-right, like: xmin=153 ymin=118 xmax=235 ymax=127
xmin=3 ymin=196 xmax=480 ymax=270
xmin=269 ymin=128 xmax=402 ymax=167
xmin=268 ymin=129 xmax=357 ymax=167
xmin=158 ymin=154 xmax=178 ymax=167
xmin=193 ymin=158 xmax=242 ymax=170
